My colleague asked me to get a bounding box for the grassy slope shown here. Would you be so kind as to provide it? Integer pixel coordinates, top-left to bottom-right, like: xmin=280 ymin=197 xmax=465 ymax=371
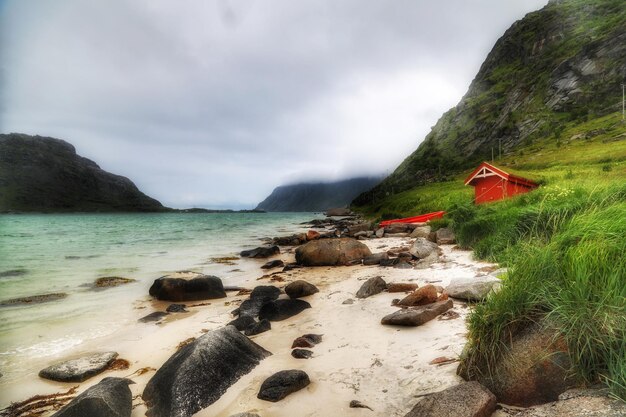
xmin=356 ymin=112 xmax=626 ymax=399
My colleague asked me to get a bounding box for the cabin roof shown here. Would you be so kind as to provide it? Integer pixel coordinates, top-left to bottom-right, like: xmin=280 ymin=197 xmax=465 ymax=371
xmin=464 ymin=162 xmax=538 ymax=188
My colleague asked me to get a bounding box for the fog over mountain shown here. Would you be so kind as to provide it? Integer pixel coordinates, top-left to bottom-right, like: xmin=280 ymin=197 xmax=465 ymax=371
xmin=0 ymin=0 xmax=546 ymax=208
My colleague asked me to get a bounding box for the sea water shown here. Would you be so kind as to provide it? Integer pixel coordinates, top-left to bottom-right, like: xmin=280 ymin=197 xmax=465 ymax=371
xmin=0 ymin=212 xmax=321 ymax=393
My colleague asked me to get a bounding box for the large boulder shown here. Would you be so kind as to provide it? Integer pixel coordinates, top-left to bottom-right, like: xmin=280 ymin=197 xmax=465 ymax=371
xmin=409 ymin=238 xmax=439 ymax=259
xmin=285 ymin=280 xmax=319 ymax=299
xmin=446 ymin=276 xmax=501 ymax=301
xmin=458 ymin=323 xmax=577 ymax=407
xmin=240 ymin=245 xmax=280 ymax=258
xmin=244 ymin=319 xmax=271 ymax=336
xmin=295 ymin=238 xmax=372 ymax=266
xmin=149 ymin=272 xmax=226 ymax=302
xmin=512 ymin=389 xmax=626 ymax=417
xmin=381 ymin=300 xmax=453 ymax=326
xmin=257 ymin=370 xmax=311 ymax=402
xmin=436 ymin=228 xmax=456 ymax=245
xmin=363 ymin=252 xmax=389 ymax=265
xmin=258 ymin=299 xmax=311 ymax=321
xmin=410 ymin=225 xmax=431 ymax=239
xmin=142 ymin=326 xmax=271 ymax=417
xmin=39 ymin=352 xmax=118 ymax=382
xmin=356 ymin=276 xmax=387 ymax=299
xmin=403 ymin=381 xmax=496 ymax=417
xmin=237 ymin=286 xmax=281 ymax=318
xmin=398 ymin=284 xmax=438 ymax=306
xmin=51 ymin=377 xmax=134 ymax=417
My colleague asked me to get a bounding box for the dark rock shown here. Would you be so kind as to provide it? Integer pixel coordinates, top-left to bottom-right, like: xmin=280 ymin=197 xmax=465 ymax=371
xmin=381 ymin=300 xmax=453 ymax=326
xmin=398 ymin=284 xmax=439 ymax=306
xmin=291 ymin=349 xmax=314 ymax=359
xmin=384 ymin=224 xmax=411 ymax=234
xmin=347 ymin=223 xmax=371 ymax=235
xmin=363 ymin=252 xmax=389 ymax=265
xmin=273 ymin=234 xmax=305 ymax=246
xmin=295 ymin=238 xmax=372 ymax=266
xmin=39 ymin=352 xmax=119 ymax=383
xmin=258 ymin=299 xmax=311 ymax=321
xmin=143 ymin=326 xmax=271 ymax=417
xmin=387 ymin=283 xmax=419 ymax=293
xmin=0 ymin=292 xmax=68 ymax=307
xmin=409 ymin=238 xmax=439 ymax=259
xmin=51 ymin=377 xmax=134 ymax=417
xmin=350 ymin=400 xmax=373 ymax=411
xmin=240 ymin=246 xmax=280 ymax=258
xmin=393 ymin=261 xmax=414 ymax=269
xmin=149 ymin=273 xmax=226 ymax=302
xmin=0 ymin=268 xmax=28 ymax=278
xmin=403 ymin=381 xmax=496 ymax=417
xmin=282 ymin=263 xmax=302 ymax=272
xmin=238 ymin=285 xmax=281 ymax=318
xmin=458 ymin=323 xmax=577 ymax=407
xmin=139 ymin=312 xmax=169 ymax=323
xmin=228 ymin=315 xmax=257 ymax=331
xmin=285 ymin=280 xmax=319 ymax=298
xmin=166 ymin=304 xmax=188 ymax=313
xmin=257 ymin=370 xmax=310 ymax=402
xmin=356 ymin=276 xmax=387 ymax=299
xmin=93 ymin=276 xmax=136 ymax=288
xmin=0 ymin=133 xmax=164 ymax=213
xmin=380 ymin=258 xmax=400 ymax=267
xmin=261 ymin=259 xmax=285 ymax=269
xmin=291 ymin=334 xmax=323 ymax=348
xmin=244 ymin=319 xmax=271 ymax=336
xmin=436 ymin=228 xmax=456 ymax=245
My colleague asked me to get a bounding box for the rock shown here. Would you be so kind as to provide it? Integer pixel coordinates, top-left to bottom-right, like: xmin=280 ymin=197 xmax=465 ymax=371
xmin=228 ymin=413 xmax=261 ymax=417
xmin=356 ymin=276 xmax=387 ymax=299
xmin=415 ymin=251 xmax=440 ymax=268
xmin=273 ymin=234 xmax=305 ymax=246
xmin=166 ymin=303 xmax=188 ymax=313
xmin=295 ymin=238 xmax=372 ymax=266
xmin=381 ymin=300 xmax=453 ymax=326
xmin=458 ymin=323 xmax=577 ymax=407
xmin=380 ymin=258 xmax=400 ymax=267
xmin=409 ymin=238 xmax=439 ymax=259
xmin=347 ymin=223 xmax=372 ymax=235
xmin=291 ymin=334 xmax=322 ymax=348
xmin=139 ymin=311 xmax=169 ymax=323
xmin=257 ymin=370 xmax=311 ymax=402
xmin=306 ymin=230 xmax=321 ymax=241
xmin=510 ymin=389 xmax=626 ymax=416
xmin=350 ymin=400 xmax=373 ymax=411
xmin=342 ymin=298 xmax=354 ymax=305
xmin=258 ymin=299 xmax=311 ymax=321
xmin=149 ymin=273 xmax=226 ymax=302
xmin=93 ymin=276 xmax=136 ymax=288
xmin=51 ymin=377 xmax=134 ymax=417
xmin=385 ymin=232 xmax=410 ymax=238
xmin=228 ymin=315 xmax=257 ymax=331
xmin=325 ymin=207 xmax=352 ymax=217
xmin=244 ymin=319 xmax=271 ymax=336
xmin=436 ymin=227 xmax=456 ymax=245
xmin=285 ymin=280 xmax=319 ymax=299
xmin=363 ymin=252 xmax=389 ymax=265
xmin=397 ymin=252 xmax=413 ymax=261
xmin=291 ymin=349 xmax=314 ymax=359
xmin=385 ymin=224 xmax=411 ymax=234
xmin=398 ymin=284 xmax=438 ymax=306
xmin=354 ymin=230 xmax=373 ymax=238
xmin=0 ymin=292 xmax=67 ymax=306
xmin=237 ymin=285 xmax=281 ymax=317
xmin=240 ymin=245 xmax=280 ymax=258
xmin=282 ymin=263 xmax=302 ymax=272
xmin=446 ymin=276 xmax=501 ymax=301
xmin=387 ymin=283 xmax=418 ymax=293
xmin=410 ymin=225 xmax=431 ymax=239
xmin=39 ymin=352 xmax=119 ymax=383
xmin=393 ymin=261 xmax=413 ymax=269
xmin=143 ymin=326 xmax=271 ymax=417
xmin=403 ymin=381 xmax=496 ymax=417
xmin=375 ymin=228 xmax=385 ymax=238
xmin=261 ymin=259 xmax=284 ymax=269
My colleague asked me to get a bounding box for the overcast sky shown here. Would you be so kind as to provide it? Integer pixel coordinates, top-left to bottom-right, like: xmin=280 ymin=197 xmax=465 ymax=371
xmin=0 ymin=0 xmax=547 ymax=208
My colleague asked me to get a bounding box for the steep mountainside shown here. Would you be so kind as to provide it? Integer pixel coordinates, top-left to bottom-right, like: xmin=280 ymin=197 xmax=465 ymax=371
xmin=0 ymin=133 xmax=165 ymax=212
xmin=354 ymin=0 xmax=625 ymax=206
xmin=256 ymin=177 xmax=382 ymax=212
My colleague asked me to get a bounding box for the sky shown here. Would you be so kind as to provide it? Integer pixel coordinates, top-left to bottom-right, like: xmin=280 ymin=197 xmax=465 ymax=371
xmin=0 ymin=0 xmax=547 ymax=209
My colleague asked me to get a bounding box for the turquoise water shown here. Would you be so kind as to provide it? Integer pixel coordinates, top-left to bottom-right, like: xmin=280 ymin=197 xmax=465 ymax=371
xmin=0 ymin=212 xmax=320 ymax=387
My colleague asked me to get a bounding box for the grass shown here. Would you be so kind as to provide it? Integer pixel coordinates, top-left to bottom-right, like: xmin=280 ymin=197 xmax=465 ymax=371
xmin=355 ymin=114 xmax=626 ymax=400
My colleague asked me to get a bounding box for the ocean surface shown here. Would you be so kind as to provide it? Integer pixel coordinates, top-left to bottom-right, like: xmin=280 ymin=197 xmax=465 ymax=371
xmin=0 ymin=212 xmax=321 ymax=391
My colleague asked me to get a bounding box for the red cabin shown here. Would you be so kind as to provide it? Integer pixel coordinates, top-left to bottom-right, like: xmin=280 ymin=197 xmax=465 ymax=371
xmin=464 ymin=162 xmax=538 ymax=204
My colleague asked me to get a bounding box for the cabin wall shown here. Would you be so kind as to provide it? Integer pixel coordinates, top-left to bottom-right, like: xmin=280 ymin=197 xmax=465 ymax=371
xmin=474 ymin=176 xmax=505 ymax=204
xmin=506 ymin=181 xmax=534 ymax=198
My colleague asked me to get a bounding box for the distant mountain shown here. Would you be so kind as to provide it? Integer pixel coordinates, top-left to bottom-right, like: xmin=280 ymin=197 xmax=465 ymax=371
xmin=0 ymin=133 xmax=165 ymax=213
xmin=256 ymin=177 xmax=383 ymax=212
xmin=354 ymin=0 xmax=625 ymax=206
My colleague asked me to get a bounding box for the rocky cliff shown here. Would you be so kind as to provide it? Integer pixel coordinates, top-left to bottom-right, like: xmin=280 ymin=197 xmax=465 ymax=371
xmin=256 ymin=177 xmax=382 ymax=212
xmin=354 ymin=0 xmax=625 ymax=205
xmin=0 ymin=133 xmax=165 ymax=212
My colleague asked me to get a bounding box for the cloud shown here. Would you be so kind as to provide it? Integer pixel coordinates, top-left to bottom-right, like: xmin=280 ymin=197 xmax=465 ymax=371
xmin=0 ymin=0 xmax=547 ymax=208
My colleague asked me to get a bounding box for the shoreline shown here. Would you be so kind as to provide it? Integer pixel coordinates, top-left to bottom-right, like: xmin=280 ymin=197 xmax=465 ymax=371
xmin=1 ymin=220 xmax=497 ymax=416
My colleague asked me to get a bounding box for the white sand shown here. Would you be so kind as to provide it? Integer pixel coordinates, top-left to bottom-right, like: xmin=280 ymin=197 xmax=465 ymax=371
xmin=3 ymin=237 xmax=497 ymax=417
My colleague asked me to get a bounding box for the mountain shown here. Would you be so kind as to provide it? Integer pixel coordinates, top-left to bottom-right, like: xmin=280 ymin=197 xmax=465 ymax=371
xmin=256 ymin=177 xmax=383 ymax=212
xmin=0 ymin=133 xmax=165 ymax=212
xmin=354 ymin=0 xmax=625 ymax=206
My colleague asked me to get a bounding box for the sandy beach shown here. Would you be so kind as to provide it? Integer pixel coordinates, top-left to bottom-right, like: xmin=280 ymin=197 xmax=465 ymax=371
xmin=3 ymin=231 xmax=497 ymax=417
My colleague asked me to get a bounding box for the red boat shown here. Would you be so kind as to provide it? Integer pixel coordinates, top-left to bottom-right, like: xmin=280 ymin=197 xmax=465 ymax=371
xmin=379 ymin=211 xmax=445 ymax=228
